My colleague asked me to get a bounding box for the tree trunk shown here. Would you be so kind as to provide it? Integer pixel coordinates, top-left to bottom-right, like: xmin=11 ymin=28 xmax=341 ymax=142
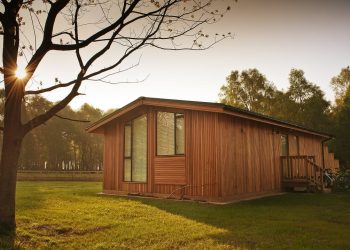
xmin=0 ymin=77 xmax=25 ymax=232
xmin=0 ymin=3 xmax=25 ymax=232
xmin=0 ymin=129 xmax=23 ymax=231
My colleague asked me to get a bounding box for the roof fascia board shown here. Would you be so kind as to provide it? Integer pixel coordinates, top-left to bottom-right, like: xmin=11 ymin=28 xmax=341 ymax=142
xmin=142 ymin=98 xmax=223 ymax=113
xmin=222 ymin=110 xmax=331 ymax=138
xmin=88 ymin=98 xmax=223 ymax=133
xmin=87 ymin=97 xmax=332 ymax=139
xmin=86 ymin=98 xmax=144 ymax=133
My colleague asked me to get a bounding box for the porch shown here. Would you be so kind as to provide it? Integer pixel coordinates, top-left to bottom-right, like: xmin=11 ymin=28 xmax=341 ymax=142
xmin=281 ymin=155 xmax=324 ymax=192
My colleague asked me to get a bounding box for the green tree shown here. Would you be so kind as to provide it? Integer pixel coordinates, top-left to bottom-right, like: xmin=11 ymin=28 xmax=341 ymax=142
xmin=219 ymin=69 xmax=277 ymax=114
xmin=331 ymin=66 xmax=350 ymax=106
xmin=285 ymin=69 xmax=330 ymax=131
xmin=218 ymin=68 xmax=330 ymax=132
xmin=16 ymin=99 xmax=104 ymax=171
xmin=75 ymin=104 xmax=103 ymax=171
xmin=329 ymin=68 xmax=350 ymax=168
xmin=268 ymin=90 xmax=294 ymax=120
xmin=332 ymin=88 xmax=350 ymax=168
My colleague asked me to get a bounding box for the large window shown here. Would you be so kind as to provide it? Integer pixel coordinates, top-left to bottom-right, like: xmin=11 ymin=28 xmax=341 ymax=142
xmin=157 ymin=112 xmax=185 ymax=155
xmin=124 ymin=115 xmax=147 ymax=182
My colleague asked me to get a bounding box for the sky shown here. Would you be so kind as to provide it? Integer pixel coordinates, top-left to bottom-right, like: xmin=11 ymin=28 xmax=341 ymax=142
xmin=17 ymin=0 xmax=350 ymax=111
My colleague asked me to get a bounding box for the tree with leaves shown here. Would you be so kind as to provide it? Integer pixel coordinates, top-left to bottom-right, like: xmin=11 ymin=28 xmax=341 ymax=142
xmin=0 ymin=0 xmax=233 ymax=231
xmin=285 ymin=69 xmax=330 ymax=131
xmin=332 ymin=91 xmax=350 ymax=168
xmin=219 ymin=68 xmax=277 ymax=115
xmin=218 ymin=68 xmax=330 ymax=132
xmin=16 ymin=101 xmax=104 ymax=171
xmin=331 ymin=66 xmax=350 ymax=107
xmin=329 ymin=67 xmax=350 ymax=168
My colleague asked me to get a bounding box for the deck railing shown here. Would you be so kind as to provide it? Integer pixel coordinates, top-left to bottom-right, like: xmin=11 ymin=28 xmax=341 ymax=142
xmin=281 ymin=155 xmax=323 ymax=189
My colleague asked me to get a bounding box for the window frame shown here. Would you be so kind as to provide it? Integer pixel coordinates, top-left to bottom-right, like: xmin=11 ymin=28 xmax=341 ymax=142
xmin=123 ymin=114 xmax=148 ymax=183
xmin=156 ymin=111 xmax=185 ymax=157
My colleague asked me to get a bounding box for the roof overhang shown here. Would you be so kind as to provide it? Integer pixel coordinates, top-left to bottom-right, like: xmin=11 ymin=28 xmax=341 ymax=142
xmin=86 ymin=96 xmax=333 ymax=139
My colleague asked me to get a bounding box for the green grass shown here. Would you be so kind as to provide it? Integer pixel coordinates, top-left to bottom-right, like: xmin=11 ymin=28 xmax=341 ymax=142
xmin=1 ymin=182 xmax=350 ymax=249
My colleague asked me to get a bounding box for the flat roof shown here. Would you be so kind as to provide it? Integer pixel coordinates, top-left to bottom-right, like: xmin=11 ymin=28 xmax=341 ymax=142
xmin=86 ymin=96 xmax=332 ymax=138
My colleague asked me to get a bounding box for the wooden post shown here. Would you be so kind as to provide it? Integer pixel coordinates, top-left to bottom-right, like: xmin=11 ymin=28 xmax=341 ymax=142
xmin=288 ymin=157 xmax=294 ymax=180
xmin=305 ymin=157 xmax=308 ymax=180
xmin=281 ymin=157 xmax=284 ymax=179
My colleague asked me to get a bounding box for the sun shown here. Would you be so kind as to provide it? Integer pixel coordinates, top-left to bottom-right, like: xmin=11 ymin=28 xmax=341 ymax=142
xmin=15 ymin=67 xmax=27 ymax=79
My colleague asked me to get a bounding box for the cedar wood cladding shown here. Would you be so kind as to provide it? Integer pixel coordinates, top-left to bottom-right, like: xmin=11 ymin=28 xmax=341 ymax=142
xmin=87 ymin=97 xmax=334 ymax=202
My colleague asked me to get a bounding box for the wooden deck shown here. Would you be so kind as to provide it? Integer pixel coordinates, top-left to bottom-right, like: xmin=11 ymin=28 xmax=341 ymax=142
xmin=281 ymin=155 xmax=323 ymax=192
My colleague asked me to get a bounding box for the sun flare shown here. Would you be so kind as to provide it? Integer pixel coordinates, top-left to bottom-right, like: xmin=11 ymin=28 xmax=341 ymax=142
xmin=15 ymin=67 xmax=27 ymax=79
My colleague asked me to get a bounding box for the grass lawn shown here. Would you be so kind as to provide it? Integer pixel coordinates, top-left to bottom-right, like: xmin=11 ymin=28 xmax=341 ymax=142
xmin=0 ymin=182 xmax=349 ymax=249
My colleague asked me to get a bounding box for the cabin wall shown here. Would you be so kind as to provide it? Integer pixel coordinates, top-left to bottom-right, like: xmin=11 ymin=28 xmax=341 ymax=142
xmin=183 ymin=111 xmax=219 ymax=199
xmin=324 ymin=146 xmax=340 ymax=171
xmin=216 ymin=114 xmax=280 ymax=199
xmin=216 ymin=114 xmax=325 ymax=200
xmin=102 ymin=107 xmax=219 ymax=200
xmin=150 ymin=109 xmax=219 ymax=200
xmin=103 ymin=122 xmax=117 ymax=192
xmin=298 ymin=135 xmax=323 ymax=166
xmin=102 ymin=106 xmax=326 ymax=202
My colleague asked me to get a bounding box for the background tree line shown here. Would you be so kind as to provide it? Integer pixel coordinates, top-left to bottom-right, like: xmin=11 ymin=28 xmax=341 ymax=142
xmin=1 ymin=67 xmax=348 ymax=171
xmin=219 ymin=67 xmax=350 ymax=169
xmin=0 ymin=92 xmax=107 ymax=171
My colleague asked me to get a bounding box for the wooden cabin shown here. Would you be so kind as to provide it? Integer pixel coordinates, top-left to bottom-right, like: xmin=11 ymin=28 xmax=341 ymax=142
xmin=87 ymin=97 xmax=339 ymax=202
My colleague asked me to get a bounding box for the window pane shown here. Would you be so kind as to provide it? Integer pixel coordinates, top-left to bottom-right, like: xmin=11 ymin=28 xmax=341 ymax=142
xmin=280 ymin=135 xmax=288 ymax=156
xmin=175 ymin=115 xmax=185 ymax=154
xmin=157 ymin=112 xmax=175 ymax=155
xmin=295 ymin=136 xmax=300 ymax=155
xmin=290 ymin=135 xmax=299 ymax=155
xmin=124 ymin=124 xmax=131 ymax=157
xmin=124 ymin=159 xmax=131 ymax=181
xmin=132 ymin=115 xmax=147 ymax=182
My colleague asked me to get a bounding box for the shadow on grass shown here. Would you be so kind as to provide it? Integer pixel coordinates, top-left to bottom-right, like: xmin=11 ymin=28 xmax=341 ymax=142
xmin=134 ymin=196 xmax=275 ymax=249
xmin=136 ymin=192 xmax=350 ymax=249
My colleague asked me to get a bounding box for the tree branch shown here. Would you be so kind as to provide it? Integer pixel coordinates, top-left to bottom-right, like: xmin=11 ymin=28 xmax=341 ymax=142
xmin=54 ymin=114 xmax=90 ymax=123
xmin=51 ymin=0 xmax=141 ymax=51
xmin=23 ymin=73 xmax=84 ymax=133
xmin=25 ymin=80 xmax=77 ymax=95
xmin=22 ymin=1 xmax=170 ymax=132
xmin=74 ymin=0 xmax=83 ymax=69
xmin=20 ymin=0 xmax=233 ymax=135
xmin=23 ymin=0 xmax=70 ymax=88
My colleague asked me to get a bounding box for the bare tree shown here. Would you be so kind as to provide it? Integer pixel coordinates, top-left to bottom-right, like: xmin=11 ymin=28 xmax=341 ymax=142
xmin=0 ymin=0 xmax=232 ymax=231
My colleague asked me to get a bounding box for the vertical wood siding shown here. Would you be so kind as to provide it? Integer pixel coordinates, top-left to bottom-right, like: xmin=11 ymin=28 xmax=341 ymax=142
xmin=102 ymin=106 xmax=328 ymax=201
xmin=184 ymin=111 xmax=218 ymax=199
xmin=217 ymin=115 xmax=279 ymax=198
xmin=324 ymin=145 xmax=340 ymax=171
xmin=103 ymin=123 xmax=116 ymax=191
xmin=298 ymin=135 xmax=323 ymax=166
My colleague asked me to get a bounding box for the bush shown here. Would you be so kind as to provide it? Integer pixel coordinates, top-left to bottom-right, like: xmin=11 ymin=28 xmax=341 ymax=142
xmin=332 ymin=170 xmax=350 ymax=192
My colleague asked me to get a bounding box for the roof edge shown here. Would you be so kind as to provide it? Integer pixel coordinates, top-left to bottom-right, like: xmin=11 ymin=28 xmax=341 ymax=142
xmin=86 ymin=96 xmax=145 ymax=133
xmin=222 ymin=105 xmax=333 ymax=139
xmin=86 ymin=96 xmax=333 ymax=138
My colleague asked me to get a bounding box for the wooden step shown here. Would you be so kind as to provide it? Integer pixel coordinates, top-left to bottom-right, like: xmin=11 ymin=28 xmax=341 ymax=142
xmin=282 ymin=179 xmax=321 ymax=193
